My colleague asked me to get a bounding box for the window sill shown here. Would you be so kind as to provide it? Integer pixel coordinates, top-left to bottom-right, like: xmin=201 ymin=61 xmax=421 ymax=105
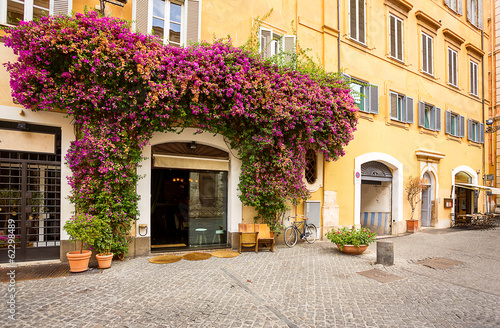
xmin=468 ymin=142 xmax=482 ymax=149
xmin=469 ymin=92 xmax=480 ymax=99
xmin=420 ymin=70 xmax=436 ymax=79
xmin=447 ymin=82 xmax=460 ymax=90
xmin=419 ymin=129 xmax=438 ymax=137
xmin=386 ymin=54 xmax=406 ymax=66
xmin=358 ymin=113 xmax=374 ymax=122
xmin=446 ymin=135 xmax=462 ymax=143
xmin=386 ymin=120 xmax=409 ymax=130
xmin=348 ymin=37 xmax=369 ymax=48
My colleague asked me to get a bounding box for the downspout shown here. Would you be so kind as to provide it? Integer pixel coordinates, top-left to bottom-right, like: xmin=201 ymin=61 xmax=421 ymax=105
xmin=482 ymin=30 xmax=486 ymax=211
xmin=338 ymin=0 xmax=341 ymax=72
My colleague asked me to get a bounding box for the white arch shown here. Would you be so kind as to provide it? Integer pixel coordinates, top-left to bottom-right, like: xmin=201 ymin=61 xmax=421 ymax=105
xmin=354 ymin=152 xmax=404 ymax=226
xmin=450 ymin=165 xmax=479 ymax=217
xmin=136 ymin=128 xmax=243 ymax=236
xmin=420 ymin=164 xmax=439 ymax=201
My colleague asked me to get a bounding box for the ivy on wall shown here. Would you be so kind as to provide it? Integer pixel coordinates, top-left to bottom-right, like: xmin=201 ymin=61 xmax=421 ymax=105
xmin=3 ymin=11 xmax=357 ymax=256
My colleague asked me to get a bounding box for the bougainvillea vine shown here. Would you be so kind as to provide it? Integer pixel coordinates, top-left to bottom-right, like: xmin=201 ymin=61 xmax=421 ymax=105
xmin=3 ymin=11 xmax=357 ymax=256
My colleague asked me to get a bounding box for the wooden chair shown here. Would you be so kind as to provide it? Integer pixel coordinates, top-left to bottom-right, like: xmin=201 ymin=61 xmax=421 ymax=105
xmin=255 ymin=224 xmax=275 ymax=252
xmin=238 ymin=224 xmax=258 ymax=253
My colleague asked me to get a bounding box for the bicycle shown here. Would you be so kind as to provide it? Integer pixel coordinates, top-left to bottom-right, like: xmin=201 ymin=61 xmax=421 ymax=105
xmin=283 ymin=215 xmax=317 ymax=247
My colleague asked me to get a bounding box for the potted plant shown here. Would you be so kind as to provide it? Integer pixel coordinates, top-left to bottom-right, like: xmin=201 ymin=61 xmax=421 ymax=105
xmin=326 ymin=225 xmax=377 ymax=255
xmin=94 ymin=224 xmax=114 ymax=269
xmin=405 ymin=176 xmax=425 ymax=233
xmin=63 ymin=213 xmax=102 ymax=272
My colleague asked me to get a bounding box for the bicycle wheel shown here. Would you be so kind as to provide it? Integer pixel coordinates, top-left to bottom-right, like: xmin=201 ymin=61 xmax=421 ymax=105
xmin=305 ymin=224 xmax=317 ymax=244
xmin=284 ymin=226 xmax=298 ymax=247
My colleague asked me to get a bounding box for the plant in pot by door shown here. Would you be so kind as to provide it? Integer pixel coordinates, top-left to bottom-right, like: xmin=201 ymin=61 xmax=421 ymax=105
xmin=326 ymin=226 xmax=377 ymax=255
xmin=63 ymin=213 xmax=102 ymax=272
xmin=94 ymin=225 xmax=114 ymax=269
xmin=405 ymin=176 xmax=425 ymax=233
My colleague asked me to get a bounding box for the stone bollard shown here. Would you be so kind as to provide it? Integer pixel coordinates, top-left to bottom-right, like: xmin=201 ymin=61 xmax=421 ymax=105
xmin=376 ymin=240 xmax=394 ymax=266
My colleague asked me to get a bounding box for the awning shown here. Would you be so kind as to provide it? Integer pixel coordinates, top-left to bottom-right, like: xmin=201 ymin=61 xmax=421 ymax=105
xmin=153 ymin=154 xmax=229 ymax=171
xmin=455 ymin=183 xmax=500 ymax=195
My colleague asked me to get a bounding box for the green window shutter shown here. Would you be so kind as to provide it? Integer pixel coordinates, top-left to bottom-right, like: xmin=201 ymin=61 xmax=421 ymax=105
xmin=467 ymin=119 xmax=473 ymax=141
xmin=459 ymin=115 xmax=465 ymax=137
xmin=390 ymin=93 xmax=398 ymax=120
xmin=186 ymin=0 xmax=200 ymax=45
xmin=445 ymin=110 xmax=451 ymax=134
xmin=406 ymin=97 xmax=413 ymax=124
xmin=479 ymin=123 xmax=484 ymax=143
xmin=435 ymin=107 xmax=441 ymax=131
xmin=369 ymin=84 xmax=379 ymax=114
xmin=136 ymin=0 xmax=149 ymax=35
xmin=418 ymin=101 xmax=425 ymax=127
xmin=53 ymin=0 xmax=70 ymax=15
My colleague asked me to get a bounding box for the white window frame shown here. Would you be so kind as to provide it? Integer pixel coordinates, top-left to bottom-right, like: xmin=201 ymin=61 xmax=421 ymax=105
xmin=351 ymin=80 xmax=367 ymax=112
xmin=0 ymin=0 xmax=53 ymax=25
xmin=349 ymin=0 xmax=366 ymax=44
xmin=470 ymin=60 xmax=478 ymax=96
xmin=389 ymin=14 xmax=404 ymax=62
xmin=390 ymin=91 xmax=413 ymax=123
xmin=422 ymin=32 xmax=434 ymax=75
xmin=448 ymin=48 xmax=458 ymax=87
xmin=468 ymin=119 xmax=484 ymax=143
xmin=450 ymin=113 xmax=459 ymax=136
xmin=258 ymin=27 xmax=295 ymax=60
xmin=151 ymin=0 xmax=185 ymax=46
xmin=445 ymin=110 xmax=465 ymax=137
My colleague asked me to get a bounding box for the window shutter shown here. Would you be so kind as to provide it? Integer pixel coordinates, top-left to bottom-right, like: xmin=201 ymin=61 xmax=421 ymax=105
xmin=419 ymin=101 xmax=425 ymax=127
xmin=430 ymin=106 xmax=436 ymax=130
xmin=435 ymin=107 xmax=441 ymax=131
xmin=422 ymin=35 xmax=428 ymax=73
xmin=358 ymin=0 xmax=365 ymax=43
xmin=186 ymin=0 xmax=200 ymax=45
xmin=135 ymin=0 xmax=150 ymax=35
xmin=478 ymin=0 xmax=483 ymax=30
xmin=369 ymin=84 xmax=379 ymax=114
xmin=459 ymin=115 xmax=465 ymax=137
xmin=479 ymin=123 xmax=485 ymax=143
xmin=467 ymin=119 xmax=473 ymax=140
xmin=390 ymin=93 xmax=398 ymax=120
xmin=428 ymin=37 xmax=433 ymax=75
xmin=445 ymin=110 xmax=451 ymax=134
xmin=350 ymin=0 xmax=357 ymax=39
xmin=467 ymin=0 xmax=472 ymax=23
xmin=53 ymin=0 xmax=70 ymax=15
xmin=406 ymin=97 xmax=414 ymax=124
xmin=283 ymin=35 xmax=296 ymax=63
xmin=390 ymin=16 xmax=395 ymax=58
xmin=259 ymin=28 xmax=272 ymax=57
xmin=396 ymin=19 xmax=403 ymax=60
xmin=402 ymin=97 xmax=407 ymax=122
xmin=458 ymin=0 xmax=463 ymax=15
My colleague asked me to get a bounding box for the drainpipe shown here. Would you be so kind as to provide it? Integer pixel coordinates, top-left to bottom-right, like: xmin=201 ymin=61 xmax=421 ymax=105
xmin=338 ymin=0 xmax=341 ymax=72
xmin=482 ymin=30 xmax=486 ymax=211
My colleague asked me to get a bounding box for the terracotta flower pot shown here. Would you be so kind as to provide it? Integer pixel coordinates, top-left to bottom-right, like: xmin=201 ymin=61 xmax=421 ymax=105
xmin=67 ymin=250 xmax=92 ymax=272
xmin=406 ymin=219 xmax=419 ymax=233
xmin=96 ymin=253 xmax=113 ymax=269
xmin=337 ymin=244 xmax=368 ymax=255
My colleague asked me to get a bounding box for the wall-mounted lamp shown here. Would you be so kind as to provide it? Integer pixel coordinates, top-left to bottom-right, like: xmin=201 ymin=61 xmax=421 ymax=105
xmin=16 ymin=122 xmax=28 ymax=131
xmin=138 ymin=223 xmax=148 ymax=236
xmin=190 ymin=141 xmax=197 ymax=150
xmin=486 ymin=118 xmax=500 ymax=133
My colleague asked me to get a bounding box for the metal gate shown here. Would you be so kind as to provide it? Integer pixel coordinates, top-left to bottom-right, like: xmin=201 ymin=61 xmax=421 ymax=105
xmin=0 ymin=124 xmax=61 ymax=263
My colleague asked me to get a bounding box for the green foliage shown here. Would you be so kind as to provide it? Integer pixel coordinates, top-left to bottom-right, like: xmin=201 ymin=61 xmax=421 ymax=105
xmin=325 ymin=226 xmax=377 ymax=250
xmin=63 ymin=213 xmax=106 ymax=253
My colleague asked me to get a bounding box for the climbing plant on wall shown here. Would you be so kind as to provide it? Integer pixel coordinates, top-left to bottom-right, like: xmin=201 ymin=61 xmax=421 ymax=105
xmin=3 ymin=11 xmax=357 ymax=256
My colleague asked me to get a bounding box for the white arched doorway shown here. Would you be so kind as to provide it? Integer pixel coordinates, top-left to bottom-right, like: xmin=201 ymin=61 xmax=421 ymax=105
xmin=420 ymin=171 xmax=435 ymax=227
xmin=452 ymin=166 xmax=478 ymax=217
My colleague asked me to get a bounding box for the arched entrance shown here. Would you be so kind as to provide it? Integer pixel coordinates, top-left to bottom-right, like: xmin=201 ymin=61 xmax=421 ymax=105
xmin=150 ymin=142 xmax=229 ymax=250
xmin=454 ymin=171 xmax=476 ymax=215
xmin=420 ymin=172 xmax=435 ymax=227
xmin=360 ymin=161 xmax=392 ymax=235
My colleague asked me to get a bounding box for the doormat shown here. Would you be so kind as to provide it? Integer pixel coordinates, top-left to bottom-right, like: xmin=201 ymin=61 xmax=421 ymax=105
xmin=182 ymin=252 xmax=212 ymax=261
xmin=357 ymin=269 xmax=405 ymax=283
xmin=418 ymin=257 xmax=464 ymax=269
xmin=148 ymin=254 xmax=183 ymax=264
xmin=0 ymin=264 xmax=102 ymax=283
xmin=211 ymin=250 xmax=240 ymax=258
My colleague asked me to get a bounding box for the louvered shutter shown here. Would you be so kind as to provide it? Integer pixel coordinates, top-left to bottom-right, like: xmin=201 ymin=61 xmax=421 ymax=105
xmin=419 ymin=101 xmax=425 ymax=127
xmin=369 ymin=85 xmax=379 ymax=114
xmin=390 ymin=93 xmax=398 ymax=120
xmin=283 ymin=35 xmax=296 ymax=63
xmin=458 ymin=0 xmax=463 ymax=15
xmin=390 ymin=16 xmax=396 ymax=58
xmin=445 ymin=110 xmax=452 ymax=134
xmin=53 ymin=0 xmax=70 ymax=15
xmin=467 ymin=119 xmax=473 ymax=141
xmin=435 ymin=107 xmax=441 ymax=131
xmin=135 ymin=0 xmax=150 ymax=35
xmin=259 ymin=28 xmax=272 ymax=58
xmin=479 ymin=123 xmax=484 ymax=143
xmin=396 ymin=19 xmax=403 ymax=60
xmin=459 ymin=116 xmax=465 ymax=138
xmin=478 ymin=0 xmax=483 ymax=30
xmin=350 ymin=0 xmax=357 ymax=39
xmin=186 ymin=0 xmax=200 ymax=45
xmin=467 ymin=0 xmax=472 ymax=24
xmin=402 ymin=97 xmax=407 ymax=122
xmin=406 ymin=97 xmax=413 ymax=124
xmin=428 ymin=36 xmax=433 ymax=74
xmin=422 ymin=35 xmax=428 ymax=73
xmin=358 ymin=0 xmax=365 ymax=43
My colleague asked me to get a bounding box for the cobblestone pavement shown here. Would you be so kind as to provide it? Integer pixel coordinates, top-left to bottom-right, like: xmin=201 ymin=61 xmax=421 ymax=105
xmin=2 ymin=227 xmax=500 ymax=328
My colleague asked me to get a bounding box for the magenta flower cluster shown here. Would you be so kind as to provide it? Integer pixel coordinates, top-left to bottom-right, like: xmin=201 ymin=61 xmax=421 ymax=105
xmin=3 ymin=11 xmax=357 ymax=241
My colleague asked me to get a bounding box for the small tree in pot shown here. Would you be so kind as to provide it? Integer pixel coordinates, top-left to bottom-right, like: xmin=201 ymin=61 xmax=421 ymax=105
xmin=405 ymin=176 xmax=426 ymax=232
xmin=94 ymin=224 xmax=114 ymax=269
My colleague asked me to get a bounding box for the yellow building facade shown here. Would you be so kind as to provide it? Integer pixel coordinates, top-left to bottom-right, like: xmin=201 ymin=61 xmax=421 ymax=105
xmin=0 ymin=0 xmax=492 ymax=263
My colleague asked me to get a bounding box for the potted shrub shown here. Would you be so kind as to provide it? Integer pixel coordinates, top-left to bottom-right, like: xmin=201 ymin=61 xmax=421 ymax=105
xmin=63 ymin=213 xmax=102 ymax=272
xmin=326 ymin=225 xmax=377 ymax=255
xmin=94 ymin=225 xmax=114 ymax=269
xmin=405 ymin=176 xmax=425 ymax=233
